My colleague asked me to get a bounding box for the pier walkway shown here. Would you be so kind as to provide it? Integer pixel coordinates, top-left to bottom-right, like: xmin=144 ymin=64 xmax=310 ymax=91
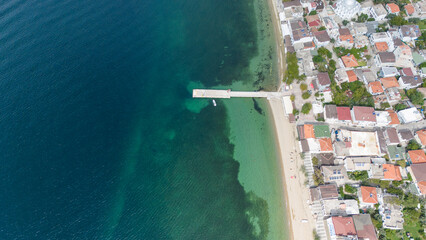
xmin=192 ymin=89 xmax=288 ymax=99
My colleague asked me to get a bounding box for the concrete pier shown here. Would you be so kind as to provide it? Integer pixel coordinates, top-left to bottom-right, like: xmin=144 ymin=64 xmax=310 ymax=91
xmin=192 ymin=89 xmax=286 ymax=99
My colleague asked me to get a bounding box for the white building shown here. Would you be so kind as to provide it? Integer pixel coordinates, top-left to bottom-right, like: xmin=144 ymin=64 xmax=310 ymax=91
xmin=397 ymin=107 xmax=423 ymax=123
xmin=379 ymin=67 xmax=399 ymax=78
xmin=333 ymin=0 xmax=361 ymax=20
xmin=369 ymin=4 xmax=387 ymax=21
xmin=369 ymin=32 xmax=394 ymax=51
xmin=375 ymin=110 xmax=391 ymax=126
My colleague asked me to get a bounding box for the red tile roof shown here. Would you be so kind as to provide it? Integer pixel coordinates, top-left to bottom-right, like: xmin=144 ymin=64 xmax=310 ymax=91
xmin=408 ymin=150 xmax=426 ymax=164
xmin=337 ymin=106 xmax=351 ymax=121
xmin=352 ymin=106 xmax=376 ymax=122
xmin=304 ymin=124 xmax=315 ymax=138
xmin=416 ymin=129 xmax=426 ymax=145
xmin=387 ymin=110 xmax=400 ymax=125
xmin=346 ymin=70 xmax=357 ymax=82
xmin=386 ymin=3 xmax=400 ymax=13
xmin=369 ymin=81 xmax=384 ymax=94
xmin=341 ymin=55 xmax=359 ymax=68
xmin=332 ymin=216 xmax=357 ymax=236
xmin=319 ymin=138 xmax=333 ymax=152
xmin=361 ymin=186 xmax=378 ymax=204
xmin=404 ymin=4 xmax=415 ymax=15
xmin=383 ymin=164 xmax=402 ymax=181
xmin=375 ymin=42 xmax=389 ymax=52
xmin=380 ymin=77 xmax=399 ymax=89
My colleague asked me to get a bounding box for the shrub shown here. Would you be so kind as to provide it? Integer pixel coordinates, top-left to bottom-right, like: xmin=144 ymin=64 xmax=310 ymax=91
xmin=302 ymin=91 xmax=311 ymax=99
xmin=407 ymin=89 xmax=424 ymax=105
xmin=309 ymin=10 xmax=317 ymax=15
xmin=407 ymin=139 xmax=422 ymax=150
xmin=290 ymin=94 xmax=295 ymax=101
xmin=394 ymin=103 xmax=408 ymax=111
xmin=348 ymin=170 xmax=369 ymax=181
xmin=344 ymin=184 xmax=357 ymax=194
xmin=293 ymin=108 xmax=299 ymax=116
xmin=312 ymin=157 xmax=319 ymax=167
xmin=318 ymin=26 xmax=326 ymax=31
xmin=301 ymin=103 xmax=312 ymax=114
xmin=300 ymin=83 xmax=308 ymax=91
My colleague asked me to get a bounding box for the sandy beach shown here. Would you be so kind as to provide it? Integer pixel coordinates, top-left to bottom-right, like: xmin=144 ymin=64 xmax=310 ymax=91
xmin=268 ymin=98 xmax=316 ymax=240
xmin=265 ymin=0 xmax=316 ymax=239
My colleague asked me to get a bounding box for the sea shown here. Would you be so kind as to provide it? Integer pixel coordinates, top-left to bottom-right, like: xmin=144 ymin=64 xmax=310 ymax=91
xmin=0 ymin=0 xmax=288 ymax=239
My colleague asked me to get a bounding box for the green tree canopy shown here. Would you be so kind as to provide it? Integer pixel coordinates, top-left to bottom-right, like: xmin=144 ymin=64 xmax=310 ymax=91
xmin=301 ymin=103 xmax=312 ymax=114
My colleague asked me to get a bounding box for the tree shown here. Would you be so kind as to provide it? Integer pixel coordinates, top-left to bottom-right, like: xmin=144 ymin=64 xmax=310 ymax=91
xmin=312 ymin=156 xmax=319 ymax=167
xmin=407 ymin=139 xmax=422 ymax=150
xmin=301 ymin=103 xmax=312 ymax=114
xmin=309 ymin=10 xmax=317 ymax=15
xmin=389 ymin=15 xmax=408 ymax=26
xmin=313 ymin=55 xmax=324 ymax=63
xmin=344 ymin=184 xmax=357 ymax=194
xmin=300 ymin=83 xmax=308 ymax=91
xmin=318 ymin=26 xmax=326 ymax=31
xmin=284 ymin=53 xmax=300 ymax=84
xmin=302 ymin=91 xmax=311 ymax=99
xmin=394 ymin=103 xmax=408 ymax=111
xmin=290 ymin=94 xmax=295 ymax=101
xmin=342 ymin=20 xmax=349 ymax=26
xmin=330 ymin=38 xmax=335 ymax=43
xmin=293 ymin=108 xmax=299 ymax=115
xmin=407 ymin=89 xmax=424 ymax=105
xmin=318 ymin=47 xmax=332 ymax=59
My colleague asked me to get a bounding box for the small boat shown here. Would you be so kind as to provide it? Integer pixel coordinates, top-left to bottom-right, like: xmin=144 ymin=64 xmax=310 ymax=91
xmin=212 ymin=99 xmax=217 ymax=107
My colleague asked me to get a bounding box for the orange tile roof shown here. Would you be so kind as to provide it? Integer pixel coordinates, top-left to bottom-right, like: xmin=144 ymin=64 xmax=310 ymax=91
xmin=416 ymin=129 xmax=426 ymax=146
xmin=387 ymin=110 xmax=400 ymax=125
xmin=408 ymin=150 xmax=426 ymax=164
xmin=386 ymin=3 xmax=400 ymax=13
xmin=304 ymin=124 xmax=315 ymax=138
xmin=404 ymin=4 xmax=415 ymax=15
xmin=368 ymin=81 xmax=384 ymax=94
xmin=332 ymin=216 xmax=357 ymax=236
xmin=346 ymin=70 xmax=357 ymax=82
xmin=375 ymin=42 xmax=389 ymax=52
xmin=341 ymin=55 xmax=359 ymax=68
xmin=383 ymin=164 xmax=402 ymax=181
xmin=319 ymin=138 xmax=333 ymax=152
xmin=418 ymin=181 xmax=426 ymax=195
xmin=361 ymin=186 xmax=378 ymax=204
xmin=380 ymin=77 xmax=399 ymax=89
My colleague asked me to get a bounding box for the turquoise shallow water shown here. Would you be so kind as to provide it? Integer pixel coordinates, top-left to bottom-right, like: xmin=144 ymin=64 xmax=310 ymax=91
xmin=0 ymin=0 xmax=287 ymax=239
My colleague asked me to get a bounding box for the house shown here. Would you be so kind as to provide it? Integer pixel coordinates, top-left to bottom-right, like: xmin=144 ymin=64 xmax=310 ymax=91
xmin=382 ymin=164 xmax=402 ymax=181
xmin=359 ymin=186 xmax=382 ymax=209
xmin=322 ymin=199 xmax=359 ymax=216
xmin=337 ymin=106 xmax=352 ymax=123
xmin=354 ymin=35 xmax=370 ymax=49
xmin=325 ymin=104 xmax=338 ymax=123
xmin=326 ymin=216 xmax=357 ymax=240
xmin=306 ymin=14 xmax=321 ymax=29
xmin=377 ymin=130 xmax=388 ymax=155
xmin=345 ymin=156 xmax=371 ymax=172
xmin=314 ymin=124 xmax=331 ymax=138
xmin=353 ymin=214 xmax=378 ymax=240
xmin=353 ymin=22 xmax=368 ymax=36
xmin=351 ymin=106 xmax=376 ymax=126
xmin=399 ymin=25 xmax=421 ymax=42
xmin=370 ymin=4 xmax=387 ymax=21
xmin=413 ymin=51 xmax=425 ymax=66
xmin=370 ymin=32 xmax=394 ymax=51
xmin=373 ymin=94 xmax=388 ymax=109
xmin=298 ymin=124 xmax=315 ymax=139
xmin=379 ymin=67 xmax=399 ymax=78
xmin=291 ymin=28 xmax=313 ymax=44
xmin=355 ymin=69 xmax=377 ymax=84
xmin=316 ymin=153 xmax=336 ymax=165
xmin=313 ymin=30 xmax=331 ymax=47
xmin=415 ymin=129 xmax=426 ymax=146
xmin=387 ymin=145 xmax=405 ymax=160
xmin=338 ymin=28 xmax=354 ymax=47
xmin=322 ymin=16 xmax=339 ymax=39
xmin=310 ymin=184 xmax=339 ymax=201
xmin=283 ymin=0 xmax=304 ymax=19
xmin=347 ymin=70 xmax=358 ymax=82
xmin=398 ymin=129 xmax=414 ymax=143
xmin=322 ymin=165 xmax=349 ymax=186
xmin=375 ymin=42 xmax=388 ymax=52
xmin=407 ymin=150 xmax=426 ymax=164
xmin=380 ymin=195 xmax=404 ymax=229
xmin=341 ymin=55 xmax=359 ymax=68
xmin=374 ymin=52 xmax=396 ymax=67
xmin=397 ymin=107 xmax=423 ymax=123
xmin=386 ymin=3 xmax=400 ymax=14
xmin=408 ymin=163 xmax=426 ymax=196
xmin=394 ymin=45 xmax=414 ymax=68
xmin=368 ymin=81 xmax=384 ymax=95
xmin=384 ymin=87 xmax=401 ymax=104
xmin=387 ymin=110 xmax=400 ymax=125
xmin=404 ymin=4 xmax=415 ymax=15
xmin=303 ymin=41 xmax=316 ymax=50
xmin=369 ymin=163 xmax=385 ymax=179
xmin=380 ymin=77 xmax=399 ymax=89
xmin=319 ymin=138 xmax=333 ymax=152
xmin=366 ymin=21 xmax=379 ymax=36
xmin=385 ymin=127 xmax=400 ymax=145
xmin=398 ymin=75 xmax=422 ymax=89
xmin=375 ymin=111 xmax=391 ymax=126
xmin=314 ymin=72 xmax=331 ymax=91
xmin=400 ymin=67 xmax=415 ymax=76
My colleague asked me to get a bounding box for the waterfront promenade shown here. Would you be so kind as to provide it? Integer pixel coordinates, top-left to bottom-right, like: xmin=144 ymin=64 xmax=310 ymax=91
xmin=192 ymin=89 xmax=288 ymax=99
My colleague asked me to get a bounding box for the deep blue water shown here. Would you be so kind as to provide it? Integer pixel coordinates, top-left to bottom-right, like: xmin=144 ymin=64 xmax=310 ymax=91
xmin=0 ymin=0 xmax=275 ymax=239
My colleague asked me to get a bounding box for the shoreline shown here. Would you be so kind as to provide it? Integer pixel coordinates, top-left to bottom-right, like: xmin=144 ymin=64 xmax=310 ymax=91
xmin=264 ymin=0 xmax=316 ymax=239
